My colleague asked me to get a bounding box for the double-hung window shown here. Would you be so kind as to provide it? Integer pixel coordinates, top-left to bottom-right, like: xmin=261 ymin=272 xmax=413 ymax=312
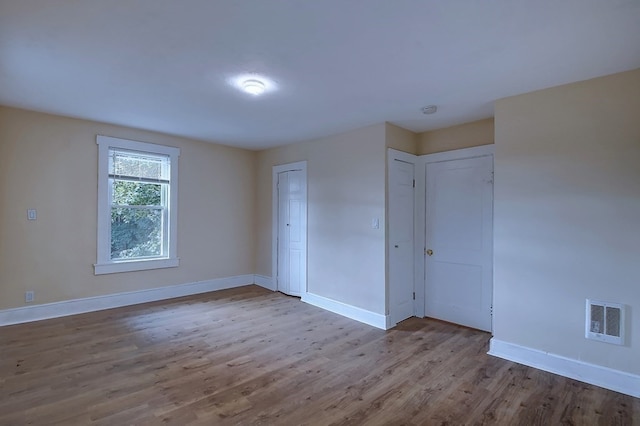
xmin=95 ymin=136 xmax=180 ymax=274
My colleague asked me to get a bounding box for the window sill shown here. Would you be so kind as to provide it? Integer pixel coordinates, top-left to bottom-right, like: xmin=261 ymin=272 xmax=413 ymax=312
xmin=94 ymin=257 xmax=179 ymax=275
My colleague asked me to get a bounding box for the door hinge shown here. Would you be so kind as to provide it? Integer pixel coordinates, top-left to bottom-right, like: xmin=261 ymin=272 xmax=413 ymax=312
xmin=413 ymin=292 xmax=416 ymax=300
xmin=490 ymin=306 xmax=493 ymax=315
xmin=412 ymin=179 xmax=415 ymax=188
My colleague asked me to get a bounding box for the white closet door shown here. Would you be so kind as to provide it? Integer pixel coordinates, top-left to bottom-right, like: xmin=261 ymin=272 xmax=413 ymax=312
xmin=277 ymin=170 xmax=305 ymax=296
xmin=425 ymin=155 xmax=493 ymax=331
xmin=389 ymin=159 xmax=416 ymax=325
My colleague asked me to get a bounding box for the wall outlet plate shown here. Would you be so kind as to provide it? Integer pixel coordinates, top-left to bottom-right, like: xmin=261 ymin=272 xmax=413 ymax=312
xmin=25 ymin=291 xmax=34 ymax=303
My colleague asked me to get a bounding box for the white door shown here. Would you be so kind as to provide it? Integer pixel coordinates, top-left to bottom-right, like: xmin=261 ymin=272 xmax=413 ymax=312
xmin=425 ymin=155 xmax=493 ymax=331
xmin=277 ymin=170 xmax=305 ymax=296
xmin=389 ymin=159 xmax=415 ymax=325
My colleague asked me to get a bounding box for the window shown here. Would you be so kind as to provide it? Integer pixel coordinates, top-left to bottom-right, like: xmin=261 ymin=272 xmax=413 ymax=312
xmin=95 ymin=136 xmax=179 ymax=274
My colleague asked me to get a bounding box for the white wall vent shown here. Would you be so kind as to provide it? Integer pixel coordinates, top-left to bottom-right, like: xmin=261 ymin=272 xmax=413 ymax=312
xmin=585 ymin=299 xmax=625 ymax=345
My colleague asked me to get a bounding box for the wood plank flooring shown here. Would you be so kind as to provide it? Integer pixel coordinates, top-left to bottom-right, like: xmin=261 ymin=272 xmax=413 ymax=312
xmin=1 ymin=285 xmax=638 ymax=425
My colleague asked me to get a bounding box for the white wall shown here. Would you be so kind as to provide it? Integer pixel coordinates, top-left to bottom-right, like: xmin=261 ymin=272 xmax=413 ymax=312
xmin=493 ymin=69 xmax=640 ymax=375
xmin=256 ymin=124 xmax=387 ymax=314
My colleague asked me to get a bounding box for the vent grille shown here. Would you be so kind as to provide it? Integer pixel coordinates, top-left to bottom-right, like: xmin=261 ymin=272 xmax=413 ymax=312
xmin=586 ymin=299 xmax=625 ymax=345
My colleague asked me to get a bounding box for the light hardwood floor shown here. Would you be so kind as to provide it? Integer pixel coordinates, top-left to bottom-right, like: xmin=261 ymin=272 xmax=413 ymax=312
xmin=1 ymin=285 xmax=638 ymax=425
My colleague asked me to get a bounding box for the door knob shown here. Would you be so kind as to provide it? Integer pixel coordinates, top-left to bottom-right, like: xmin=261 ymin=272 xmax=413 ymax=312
xmin=426 ymin=249 xmax=434 ymax=256
xmin=394 ymin=245 xmax=399 ymax=248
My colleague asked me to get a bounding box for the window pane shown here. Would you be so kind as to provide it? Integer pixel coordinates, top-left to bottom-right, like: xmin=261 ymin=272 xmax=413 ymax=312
xmin=112 ymin=180 xmax=162 ymax=206
xmin=111 ymin=207 xmax=163 ymax=259
xmin=110 ymin=150 xmax=169 ymax=180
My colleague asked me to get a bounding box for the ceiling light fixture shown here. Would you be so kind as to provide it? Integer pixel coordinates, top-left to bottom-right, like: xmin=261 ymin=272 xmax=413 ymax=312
xmin=228 ymin=74 xmax=277 ymax=97
xmin=242 ymin=79 xmax=266 ymax=96
xmin=421 ymin=105 xmax=438 ymax=115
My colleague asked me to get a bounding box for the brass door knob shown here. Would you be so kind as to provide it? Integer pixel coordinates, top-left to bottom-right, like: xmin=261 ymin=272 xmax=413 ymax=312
xmin=426 ymin=249 xmax=434 ymax=256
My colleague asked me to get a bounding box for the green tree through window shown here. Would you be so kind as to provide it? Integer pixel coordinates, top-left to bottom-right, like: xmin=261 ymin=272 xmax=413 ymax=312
xmin=108 ymin=149 xmax=169 ymax=260
xmin=111 ymin=181 xmax=163 ymax=259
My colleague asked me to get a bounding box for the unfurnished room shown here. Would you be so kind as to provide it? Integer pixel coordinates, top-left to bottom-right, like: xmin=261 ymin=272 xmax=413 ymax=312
xmin=0 ymin=1 xmax=639 ymax=424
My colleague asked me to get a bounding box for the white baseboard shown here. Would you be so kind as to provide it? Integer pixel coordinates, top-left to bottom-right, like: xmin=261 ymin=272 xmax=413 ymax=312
xmin=488 ymin=338 xmax=640 ymax=398
xmin=254 ymin=274 xmax=276 ymax=291
xmin=0 ymin=274 xmax=255 ymax=326
xmin=301 ymin=292 xmax=388 ymax=330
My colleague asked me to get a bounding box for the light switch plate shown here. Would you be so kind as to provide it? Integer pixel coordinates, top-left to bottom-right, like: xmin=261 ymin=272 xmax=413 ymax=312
xmin=27 ymin=209 xmax=37 ymax=220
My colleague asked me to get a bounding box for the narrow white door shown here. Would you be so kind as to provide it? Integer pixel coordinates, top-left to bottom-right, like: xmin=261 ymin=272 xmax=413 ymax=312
xmin=425 ymin=155 xmax=493 ymax=331
xmin=277 ymin=170 xmax=305 ymax=296
xmin=389 ymin=159 xmax=415 ymax=325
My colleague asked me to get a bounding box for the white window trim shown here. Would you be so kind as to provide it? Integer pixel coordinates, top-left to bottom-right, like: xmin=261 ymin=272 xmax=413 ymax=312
xmin=94 ymin=135 xmax=180 ymax=275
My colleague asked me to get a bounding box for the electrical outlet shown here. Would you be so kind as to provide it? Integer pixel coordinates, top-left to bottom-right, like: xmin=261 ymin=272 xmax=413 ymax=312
xmin=27 ymin=209 xmax=37 ymax=220
xmin=25 ymin=291 xmax=34 ymax=303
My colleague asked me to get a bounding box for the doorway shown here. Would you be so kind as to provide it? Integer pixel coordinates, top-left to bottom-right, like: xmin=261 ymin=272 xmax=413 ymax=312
xmin=272 ymin=161 xmax=307 ymax=297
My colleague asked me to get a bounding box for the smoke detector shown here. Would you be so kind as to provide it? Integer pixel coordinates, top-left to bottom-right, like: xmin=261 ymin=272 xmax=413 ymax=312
xmin=421 ymin=105 xmax=438 ymax=115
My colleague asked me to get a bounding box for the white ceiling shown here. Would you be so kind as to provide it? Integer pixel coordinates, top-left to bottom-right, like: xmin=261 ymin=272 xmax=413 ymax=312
xmin=1 ymin=1 xmax=639 ymax=150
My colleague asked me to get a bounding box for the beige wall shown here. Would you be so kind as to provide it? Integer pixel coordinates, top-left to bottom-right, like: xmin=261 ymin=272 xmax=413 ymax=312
xmin=256 ymin=124 xmax=387 ymax=314
xmin=385 ymin=123 xmax=418 ymax=154
xmin=493 ymin=69 xmax=640 ymax=375
xmin=0 ymin=107 xmax=256 ymax=310
xmin=418 ymin=118 xmax=494 ymax=155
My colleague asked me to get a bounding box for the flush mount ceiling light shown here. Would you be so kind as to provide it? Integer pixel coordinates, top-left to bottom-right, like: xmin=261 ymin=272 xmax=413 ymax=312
xmin=421 ymin=105 xmax=438 ymax=115
xmin=242 ymin=79 xmax=266 ymax=96
xmin=228 ymin=74 xmax=277 ymax=97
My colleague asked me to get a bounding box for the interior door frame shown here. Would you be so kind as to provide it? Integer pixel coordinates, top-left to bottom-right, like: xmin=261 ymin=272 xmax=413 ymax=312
xmin=272 ymin=161 xmax=308 ymax=295
xmin=417 ymin=144 xmax=495 ymax=319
